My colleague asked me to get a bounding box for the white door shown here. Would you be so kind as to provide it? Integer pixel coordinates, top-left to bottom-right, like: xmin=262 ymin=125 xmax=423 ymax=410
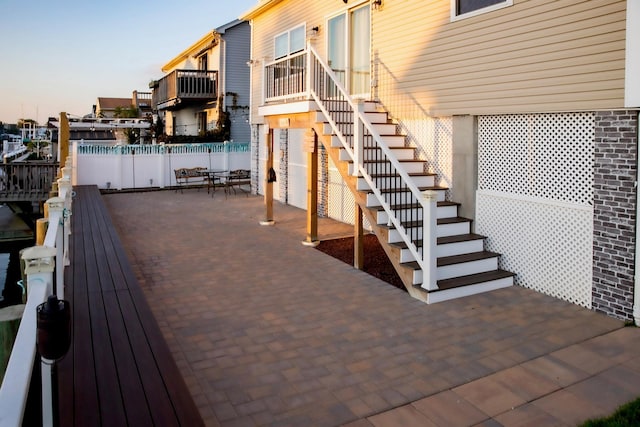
xmin=287 ymin=129 xmax=307 ymax=210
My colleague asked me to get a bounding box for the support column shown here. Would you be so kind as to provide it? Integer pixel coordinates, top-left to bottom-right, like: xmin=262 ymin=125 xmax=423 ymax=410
xmin=303 ymin=129 xmax=319 ymax=246
xmin=261 ymin=126 xmax=275 ymax=226
xmin=354 ymin=204 xmax=364 ymax=270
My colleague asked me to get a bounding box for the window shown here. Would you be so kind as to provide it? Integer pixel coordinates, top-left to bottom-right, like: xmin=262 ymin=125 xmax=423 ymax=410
xmin=452 ymin=0 xmax=512 ymax=21
xmin=274 ymin=24 xmax=306 ymax=59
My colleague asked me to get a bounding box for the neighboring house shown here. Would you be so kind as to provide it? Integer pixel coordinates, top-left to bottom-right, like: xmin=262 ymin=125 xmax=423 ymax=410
xmin=150 ymin=19 xmax=251 ymax=142
xmin=95 ymin=91 xmax=152 ymax=119
xmin=241 ymin=0 xmax=640 ymax=322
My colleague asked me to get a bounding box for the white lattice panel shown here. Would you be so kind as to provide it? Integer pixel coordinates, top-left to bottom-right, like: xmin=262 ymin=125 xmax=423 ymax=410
xmin=477 ymin=191 xmax=592 ymax=308
xmin=400 ymin=117 xmax=453 ymax=190
xmin=479 ymin=113 xmax=594 ymax=205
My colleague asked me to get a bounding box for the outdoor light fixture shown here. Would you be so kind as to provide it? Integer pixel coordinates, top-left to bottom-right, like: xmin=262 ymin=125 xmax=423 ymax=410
xmin=312 ymin=26 xmax=319 ymax=34
xmin=373 ymin=0 xmax=382 ymax=8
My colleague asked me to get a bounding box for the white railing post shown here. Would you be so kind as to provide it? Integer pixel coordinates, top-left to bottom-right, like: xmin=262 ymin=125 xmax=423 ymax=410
xmin=353 ymin=101 xmax=365 ymax=177
xmin=56 ymin=174 xmax=73 ymax=268
xmin=306 ymin=43 xmax=312 ymax=98
xmin=71 ymin=142 xmax=78 ymax=186
xmin=22 ymin=247 xmax=57 ymax=427
xmin=45 ymin=198 xmax=65 ymax=300
xmin=420 ymin=190 xmax=438 ymax=291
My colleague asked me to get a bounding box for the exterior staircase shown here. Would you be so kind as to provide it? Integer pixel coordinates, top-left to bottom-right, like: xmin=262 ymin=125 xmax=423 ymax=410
xmin=306 ymin=45 xmax=514 ymax=303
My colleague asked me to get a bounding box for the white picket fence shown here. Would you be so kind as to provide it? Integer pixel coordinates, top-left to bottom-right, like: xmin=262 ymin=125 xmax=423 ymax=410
xmin=72 ymin=142 xmax=251 ymax=190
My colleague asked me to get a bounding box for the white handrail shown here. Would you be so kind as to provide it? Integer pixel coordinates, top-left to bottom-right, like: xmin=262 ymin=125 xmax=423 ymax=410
xmin=0 ymin=186 xmax=71 ymax=427
xmin=0 ymin=279 xmax=50 ymax=427
xmin=307 ymin=43 xmax=432 ymax=274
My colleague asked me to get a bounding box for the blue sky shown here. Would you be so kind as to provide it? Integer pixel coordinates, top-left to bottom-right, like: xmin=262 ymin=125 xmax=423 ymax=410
xmin=0 ymin=0 xmax=258 ymax=124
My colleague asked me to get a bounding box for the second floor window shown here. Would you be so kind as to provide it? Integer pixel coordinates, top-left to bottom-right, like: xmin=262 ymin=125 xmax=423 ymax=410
xmin=274 ymin=25 xmax=305 ymax=59
xmin=453 ymin=0 xmax=512 ymax=20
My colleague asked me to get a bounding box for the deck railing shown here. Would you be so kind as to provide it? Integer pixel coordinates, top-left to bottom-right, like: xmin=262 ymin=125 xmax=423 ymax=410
xmin=0 ymin=163 xmax=73 ymax=427
xmin=152 ymin=69 xmax=218 ymax=109
xmin=0 ymin=162 xmax=60 ymax=201
xmin=264 ymin=51 xmax=308 ymax=103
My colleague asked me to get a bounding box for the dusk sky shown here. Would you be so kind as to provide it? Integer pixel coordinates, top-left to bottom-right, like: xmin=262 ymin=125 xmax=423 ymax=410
xmin=0 ymin=0 xmax=258 ymax=125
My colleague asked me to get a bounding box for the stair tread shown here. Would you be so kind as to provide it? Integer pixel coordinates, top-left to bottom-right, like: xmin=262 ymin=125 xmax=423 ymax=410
xmin=438 ymin=250 xmax=500 ymax=267
xmin=368 ymin=172 xmax=436 ymax=178
xmin=355 ymin=159 xmax=424 ymax=164
xmin=370 ymin=200 xmax=459 ymax=212
xmin=438 ymin=216 xmax=471 ymax=225
xmin=379 ymin=185 xmax=448 ymax=194
xmin=437 ymin=233 xmax=486 ymax=245
xmin=435 ymin=269 xmax=515 ymax=291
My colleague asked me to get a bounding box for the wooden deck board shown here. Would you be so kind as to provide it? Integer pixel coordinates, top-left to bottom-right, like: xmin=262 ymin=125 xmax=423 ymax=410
xmin=58 ymin=185 xmax=203 ymax=426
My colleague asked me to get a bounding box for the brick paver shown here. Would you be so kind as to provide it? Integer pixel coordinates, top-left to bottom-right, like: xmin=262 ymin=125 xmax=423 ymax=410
xmin=104 ymin=190 xmax=640 ymax=427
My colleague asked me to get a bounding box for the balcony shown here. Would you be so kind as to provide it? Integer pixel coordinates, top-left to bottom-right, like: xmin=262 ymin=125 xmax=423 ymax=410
xmin=151 ymin=69 xmax=218 ymax=110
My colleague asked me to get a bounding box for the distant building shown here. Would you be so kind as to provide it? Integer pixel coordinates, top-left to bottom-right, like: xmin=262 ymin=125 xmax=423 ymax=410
xmin=95 ymin=91 xmax=152 ymax=118
xmin=150 ymin=19 xmax=250 ymax=142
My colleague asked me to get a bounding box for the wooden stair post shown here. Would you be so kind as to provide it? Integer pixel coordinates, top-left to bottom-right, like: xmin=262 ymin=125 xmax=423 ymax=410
xmin=261 ymin=126 xmax=275 ymax=226
xmin=303 ymin=129 xmax=319 ymax=246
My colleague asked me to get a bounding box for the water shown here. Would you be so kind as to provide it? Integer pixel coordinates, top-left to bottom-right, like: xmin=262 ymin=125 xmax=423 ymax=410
xmin=0 ymin=253 xmax=7 ymax=303
xmin=0 ymin=242 xmax=31 ymax=308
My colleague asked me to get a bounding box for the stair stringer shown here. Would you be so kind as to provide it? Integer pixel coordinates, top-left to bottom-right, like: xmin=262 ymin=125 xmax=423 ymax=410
xmin=312 ymin=121 xmax=429 ymax=303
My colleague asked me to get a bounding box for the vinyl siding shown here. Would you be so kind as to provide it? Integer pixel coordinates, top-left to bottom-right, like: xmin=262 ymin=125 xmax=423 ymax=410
xmin=248 ymin=1 xmax=342 ymax=122
xmin=373 ymin=0 xmax=627 ymax=115
xmin=222 ymin=22 xmax=252 ymax=142
xmin=248 ymin=0 xmax=627 ymax=119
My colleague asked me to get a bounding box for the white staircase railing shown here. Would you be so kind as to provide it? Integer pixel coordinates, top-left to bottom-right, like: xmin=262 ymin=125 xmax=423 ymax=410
xmin=306 ymin=43 xmax=437 ymax=290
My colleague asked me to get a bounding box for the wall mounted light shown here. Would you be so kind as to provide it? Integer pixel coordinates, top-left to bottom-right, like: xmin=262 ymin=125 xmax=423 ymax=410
xmin=373 ymin=0 xmax=382 ymax=9
xmin=312 ymin=26 xmax=319 ymax=35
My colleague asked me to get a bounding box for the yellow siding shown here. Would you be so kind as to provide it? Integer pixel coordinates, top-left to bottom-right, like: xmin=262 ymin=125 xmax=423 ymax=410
xmin=248 ymin=0 xmax=627 ymax=119
xmin=249 ymin=0 xmax=359 ymax=122
xmin=373 ymin=0 xmax=626 ymax=115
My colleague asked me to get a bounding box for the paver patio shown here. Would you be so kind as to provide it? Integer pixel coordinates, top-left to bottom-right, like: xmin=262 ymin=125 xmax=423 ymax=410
xmin=103 ymin=190 xmax=640 ymax=427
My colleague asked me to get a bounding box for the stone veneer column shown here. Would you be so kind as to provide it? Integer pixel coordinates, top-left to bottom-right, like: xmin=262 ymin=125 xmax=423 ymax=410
xmin=251 ymin=124 xmax=260 ymax=194
xmin=592 ymin=110 xmax=639 ymax=320
xmin=318 ymin=144 xmax=329 ymax=218
xmin=279 ymin=129 xmax=289 ymax=204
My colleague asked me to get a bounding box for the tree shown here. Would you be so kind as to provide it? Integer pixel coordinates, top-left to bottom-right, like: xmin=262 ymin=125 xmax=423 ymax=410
xmin=113 ymin=105 xmax=138 ymax=119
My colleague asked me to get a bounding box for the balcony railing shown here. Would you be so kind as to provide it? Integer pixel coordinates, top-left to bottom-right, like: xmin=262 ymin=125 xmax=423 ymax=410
xmin=152 ymin=70 xmax=218 ymax=110
xmin=264 ymin=51 xmax=308 ymax=102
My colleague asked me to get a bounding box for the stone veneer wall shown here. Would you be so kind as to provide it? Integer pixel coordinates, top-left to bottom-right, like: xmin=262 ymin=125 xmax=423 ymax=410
xmin=592 ymin=110 xmax=639 ymax=320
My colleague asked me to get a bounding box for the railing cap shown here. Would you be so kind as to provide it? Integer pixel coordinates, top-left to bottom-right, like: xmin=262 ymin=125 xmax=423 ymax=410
xmin=21 ymin=245 xmax=56 ymax=274
xmin=46 ymin=197 xmax=65 ymax=211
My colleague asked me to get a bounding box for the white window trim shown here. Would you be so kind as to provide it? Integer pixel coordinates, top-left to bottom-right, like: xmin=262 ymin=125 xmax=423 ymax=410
xmin=273 ymin=23 xmax=307 ymax=60
xmin=450 ymin=0 xmax=513 ymax=22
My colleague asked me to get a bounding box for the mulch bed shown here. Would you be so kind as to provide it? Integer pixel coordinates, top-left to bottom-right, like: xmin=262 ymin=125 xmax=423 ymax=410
xmin=315 ymin=234 xmax=406 ymax=292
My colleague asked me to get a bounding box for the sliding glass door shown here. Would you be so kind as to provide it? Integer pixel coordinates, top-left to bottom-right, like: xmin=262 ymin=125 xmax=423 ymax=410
xmin=327 ymin=4 xmax=370 ymax=97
